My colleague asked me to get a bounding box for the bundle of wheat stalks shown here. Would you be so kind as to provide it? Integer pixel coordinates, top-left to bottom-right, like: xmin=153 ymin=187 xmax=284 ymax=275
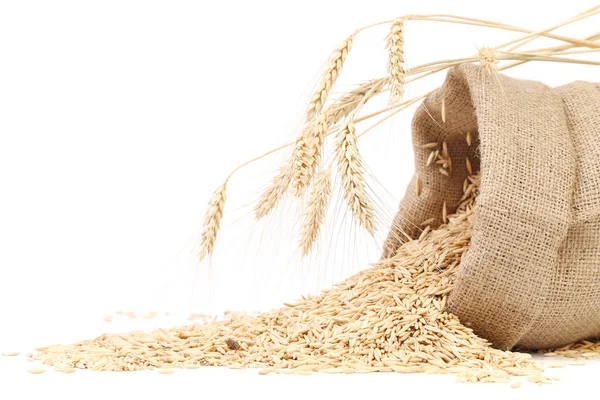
xmin=20 ymin=5 xmax=600 ymax=386
xmin=198 ymin=7 xmax=600 ymax=260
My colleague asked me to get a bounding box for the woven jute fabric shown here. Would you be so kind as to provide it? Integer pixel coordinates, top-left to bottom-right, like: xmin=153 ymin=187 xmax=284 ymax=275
xmin=383 ymin=64 xmax=600 ymax=350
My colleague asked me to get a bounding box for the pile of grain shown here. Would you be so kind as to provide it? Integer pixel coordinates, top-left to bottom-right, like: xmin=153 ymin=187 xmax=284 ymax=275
xmin=30 ymin=171 xmax=559 ymax=384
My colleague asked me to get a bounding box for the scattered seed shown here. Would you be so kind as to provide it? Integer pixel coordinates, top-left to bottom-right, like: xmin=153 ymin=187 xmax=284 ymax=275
xmin=158 ymin=369 xmax=176 ymax=374
xmin=24 ymin=172 xmax=544 ymax=385
xmin=419 ymin=225 xmax=431 ymax=241
xmin=2 ymin=352 xmax=21 ymax=357
xmin=426 ymin=151 xmax=436 ymax=167
xmin=441 ymin=99 xmax=446 ymax=123
xmin=415 ymin=175 xmax=422 ymax=197
xmin=296 ymin=370 xmax=313 ymax=376
xmin=259 ymin=368 xmax=277 ymax=375
xmin=510 ymin=382 xmax=522 ymax=389
xmin=439 ymin=168 xmax=449 ymax=177
xmin=27 ymin=368 xmax=47 ymax=374
xmin=420 ymin=218 xmax=436 ymax=226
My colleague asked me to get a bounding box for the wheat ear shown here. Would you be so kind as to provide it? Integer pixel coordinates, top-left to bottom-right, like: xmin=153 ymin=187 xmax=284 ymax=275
xmin=299 ymin=168 xmax=332 ymax=256
xmin=306 ymin=35 xmax=354 ymax=120
xmin=198 ymin=183 xmax=227 ymax=261
xmin=387 ymin=18 xmax=406 ymax=103
xmin=255 ymin=165 xmax=292 ymax=219
xmin=335 ymin=121 xmax=376 ymax=234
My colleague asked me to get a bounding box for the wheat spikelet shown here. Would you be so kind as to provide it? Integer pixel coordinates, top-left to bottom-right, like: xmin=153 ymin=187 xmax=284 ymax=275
xmin=335 ymin=122 xmax=376 ymax=234
xmin=387 ymin=18 xmax=406 ymax=104
xmin=307 ymin=35 xmax=354 ymax=121
xmin=325 ymin=79 xmax=386 ymax=124
xmin=290 ymin=135 xmax=312 ymax=197
xmin=255 ymin=165 xmax=292 ymax=219
xmin=299 ymin=168 xmax=332 ymax=256
xmin=303 ymin=116 xmax=329 ymax=182
xmin=198 ymin=183 xmax=227 ymax=261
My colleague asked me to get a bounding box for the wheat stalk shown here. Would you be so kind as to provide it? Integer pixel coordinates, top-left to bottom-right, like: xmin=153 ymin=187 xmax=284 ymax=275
xmin=255 ymin=165 xmax=292 ymax=219
xmin=299 ymin=168 xmax=332 ymax=256
xmin=198 ymin=183 xmax=227 ymax=261
xmin=335 ymin=121 xmax=376 ymax=234
xmin=307 ymin=35 xmax=354 ymax=121
xmin=387 ymin=18 xmax=406 ymax=104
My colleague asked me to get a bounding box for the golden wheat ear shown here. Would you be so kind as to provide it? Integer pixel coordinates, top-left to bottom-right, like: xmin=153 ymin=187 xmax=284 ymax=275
xmin=198 ymin=182 xmax=227 ymax=261
xmin=254 ymin=164 xmax=292 ymax=220
xmin=387 ymin=18 xmax=406 ymax=104
xmin=335 ymin=121 xmax=376 ymax=235
xmin=306 ymin=35 xmax=354 ymax=121
xmin=299 ymin=168 xmax=332 ymax=257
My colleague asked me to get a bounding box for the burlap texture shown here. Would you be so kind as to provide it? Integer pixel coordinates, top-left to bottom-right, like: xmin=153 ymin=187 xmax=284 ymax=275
xmin=383 ymin=64 xmax=600 ymax=350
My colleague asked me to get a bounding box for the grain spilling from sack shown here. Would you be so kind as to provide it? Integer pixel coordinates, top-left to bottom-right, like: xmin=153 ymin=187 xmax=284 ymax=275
xmin=30 ymin=173 xmax=557 ymax=384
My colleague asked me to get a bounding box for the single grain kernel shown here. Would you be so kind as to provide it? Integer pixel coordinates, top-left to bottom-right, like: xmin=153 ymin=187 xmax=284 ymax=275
xmin=27 ymin=368 xmax=47 ymax=374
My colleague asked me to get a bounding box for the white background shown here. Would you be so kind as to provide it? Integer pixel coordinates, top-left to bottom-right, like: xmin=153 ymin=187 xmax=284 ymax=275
xmin=0 ymin=1 xmax=599 ymax=399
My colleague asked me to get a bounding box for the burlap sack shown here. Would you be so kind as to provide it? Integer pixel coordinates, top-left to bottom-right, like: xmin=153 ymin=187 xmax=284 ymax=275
xmin=383 ymin=64 xmax=600 ymax=350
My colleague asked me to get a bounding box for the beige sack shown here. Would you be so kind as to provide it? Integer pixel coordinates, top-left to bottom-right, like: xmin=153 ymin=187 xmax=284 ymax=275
xmin=383 ymin=64 xmax=600 ymax=350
